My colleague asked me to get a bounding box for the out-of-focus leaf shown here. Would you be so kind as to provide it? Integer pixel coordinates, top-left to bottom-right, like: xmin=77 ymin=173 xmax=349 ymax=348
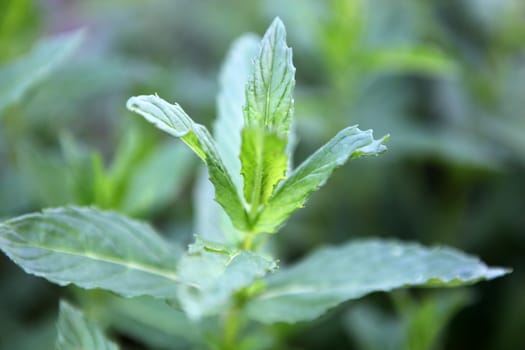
xmin=215 ymin=34 xmax=259 ymax=192
xmin=82 ymin=294 xmax=206 ymax=350
xmin=401 ymin=291 xmax=471 ymax=350
xmin=121 ymin=140 xmax=194 ymax=216
xmin=345 ymin=302 xmax=403 ymax=350
xmin=252 ymin=126 xmax=388 ymax=233
xmin=127 ymin=94 xmax=249 ymax=231
xmin=176 ymin=236 xmax=276 ymax=320
xmin=16 ymin=144 xmax=73 ymax=207
xmin=0 ymin=207 xmax=183 ymax=298
xmin=0 ymin=0 xmax=39 ymax=61
xmin=56 ymin=301 xmax=119 ymax=350
xmin=245 ymin=240 xmax=509 ymax=323
xmin=364 ymin=46 xmax=457 ymax=75
xmin=0 ymin=29 xmax=83 ymax=113
xmin=344 ymin=290 xmax=470 ymax=350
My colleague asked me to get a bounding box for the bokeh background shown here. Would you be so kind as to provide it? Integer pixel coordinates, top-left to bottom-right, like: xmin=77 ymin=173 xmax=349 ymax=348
xmin=1 ymin=0 xmax=524 ymax=349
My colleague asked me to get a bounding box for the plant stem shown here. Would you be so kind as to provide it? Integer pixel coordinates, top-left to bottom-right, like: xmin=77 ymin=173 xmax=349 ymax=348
xmin=222 ymin=306 xmax=240 ymax=350
xmin=242 ymin=233 xmax=254 ymax=251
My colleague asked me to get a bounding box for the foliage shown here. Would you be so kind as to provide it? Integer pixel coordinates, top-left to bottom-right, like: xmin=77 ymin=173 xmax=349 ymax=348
xmin=0 ymin=16 xmax=510 ymax=350
xmin=1 ymin=1 xmax=523 ymax=349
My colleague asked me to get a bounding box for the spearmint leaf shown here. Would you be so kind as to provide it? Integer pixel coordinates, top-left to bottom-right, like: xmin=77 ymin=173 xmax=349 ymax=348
xmin=244 ymin=17 xmax=295 ymax=135
xmin=0 ymin=29 xmax=83 ymax=114
xmin=252 ymin=126 xmax=388 ymax=233
xmin=245 ymin=239 xmax=510 ymax=324
xmin=241 ymin=127 xmax=288 ymax=210
xmin=56 ymin=301 xmax=119 ymax=350
xmin=215 ymin=34 xmax=260 ymax=192
xmin=127 ymin=94 xmax=249 ymax=231
xmin=241 ymin=18 xmax=295 ymax=217
xmin=176 ymin=236 xmax=277 ymax=320
xmin=0 ymin=206 xmax=185 ymax=298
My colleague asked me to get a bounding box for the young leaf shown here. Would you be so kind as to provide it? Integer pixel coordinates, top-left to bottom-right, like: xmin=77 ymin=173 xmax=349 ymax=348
xmin=0 ymin=29 xmax=83 ymax=114
xmin=127 ymin=94 xmax=249 ymax=231
xmin=241 ymin=126 xmax=288 ymax=212
xmin=176 ymin=236 xmax=277 ymax=320
xmin=252 ymin=126 xmax=388 ymax=233
xmin=244 ymin=17 xmax=295 ymax=135
xmin=56 ymin=301 xmax=119 ymax=350
xmin=240 ymin=17 xmax=296 ymax=218
xmin=215 ymin=34 xmax=260 ymax=193
xmin=245 ymin=239 xmax=509 ymax=323
xmin=0 ymin=206 xmax=184 ymax=298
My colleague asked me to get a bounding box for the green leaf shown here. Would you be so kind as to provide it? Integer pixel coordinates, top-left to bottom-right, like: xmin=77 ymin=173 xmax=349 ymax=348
xmin=0 ymin=29 xmax=83 ymax=114
xmin=0 ymin=206 xmax=184 ymax=298
xmin=252 ymin=126 xmax=388 ymax=233
xmin=241 ymin=127 xmax=288 ymax=214
xmin=127 ymin=94 xmax=249 ymax=231
xmin=245 ymin=239 xmax=510 ymax=323
xmin=215 ymin=34 xmax=260 ymax=193
xmin=240 ymin=17 xmax=296 ymax=220
xmin=244 ymin=17 xmax=296 ymax=135
xmin=56 ymin=301 xmax=119 ymax=350
xmin=176 ymin=236 xmax=277 ymax=320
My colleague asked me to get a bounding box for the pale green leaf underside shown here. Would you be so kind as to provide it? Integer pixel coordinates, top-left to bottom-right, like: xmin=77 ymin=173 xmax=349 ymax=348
xmin=0 ymin=29 xmax=83 ymax=114
xmin=127 ymin=94 xmax=249 ymax=231
xmin=215 ymin=34 xmax=260 ymax=193
xmin=252 ymin=126 xmax=388 ymax=233
xmin=176 ymin=236 xmax=276 ymax=320
xmin=56 ymin=301 xmax=119 ymax=350
xmin=0 ymin=206 xmax=183 ymax=298
xmin=246 ymin=239 xmax=510 ymax=323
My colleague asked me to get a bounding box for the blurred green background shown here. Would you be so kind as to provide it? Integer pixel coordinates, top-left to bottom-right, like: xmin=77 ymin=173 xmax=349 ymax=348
xmin=0 ymin=0 xmax=524 ymax=349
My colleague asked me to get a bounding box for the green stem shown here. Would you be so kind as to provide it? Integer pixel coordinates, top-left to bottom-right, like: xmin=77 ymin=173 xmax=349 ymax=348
xmin=222 ymin=306 xmax=240 ymax=350
xmin=242 ymin=233 xmax=254 ymax=251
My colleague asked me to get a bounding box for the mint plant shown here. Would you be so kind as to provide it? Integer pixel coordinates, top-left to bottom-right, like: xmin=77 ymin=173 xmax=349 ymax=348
xmin=0 ymin=18 xmax=509 ymax=349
